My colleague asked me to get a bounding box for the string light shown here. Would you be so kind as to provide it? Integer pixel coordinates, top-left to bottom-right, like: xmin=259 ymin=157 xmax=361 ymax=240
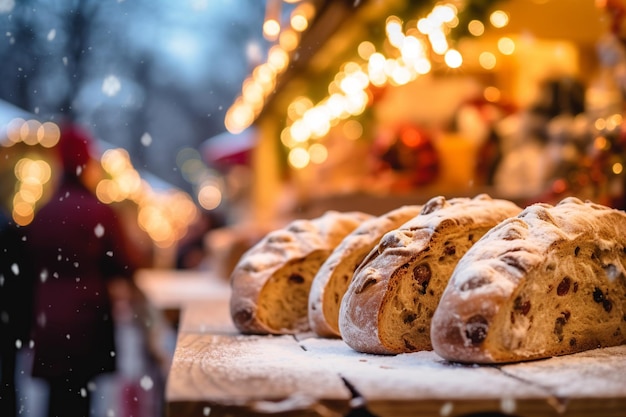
xmin=225 ymin=0 xmax=509 ymax=170
xmin=2 ymin=118 xmax=197 ymax=245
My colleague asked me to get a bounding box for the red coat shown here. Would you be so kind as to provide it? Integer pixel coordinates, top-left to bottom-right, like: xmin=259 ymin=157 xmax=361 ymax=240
xmin=25 ymin=176 xmax=140 ymax=381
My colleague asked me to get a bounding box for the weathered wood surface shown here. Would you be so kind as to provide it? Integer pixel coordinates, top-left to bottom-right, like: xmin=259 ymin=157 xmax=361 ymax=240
xmin=166 ymin=292 xmax=626 ymax=417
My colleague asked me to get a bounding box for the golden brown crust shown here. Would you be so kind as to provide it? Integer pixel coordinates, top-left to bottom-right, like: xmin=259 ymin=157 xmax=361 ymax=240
xmin=230 ymin=210 xmax=373 ymax=335
xmin=339 ymin=194 xmax=522 ymax=354
xmin=308 ymin=205 xmax=423 ymax=338
xmin=431 ymin=197 xmax=626 ymax=363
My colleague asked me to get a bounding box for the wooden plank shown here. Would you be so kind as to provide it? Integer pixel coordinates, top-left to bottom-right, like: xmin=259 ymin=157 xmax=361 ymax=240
xmin=166 ymin=332 xmax=352 ymax=417
xmin=299 ymin=337 xmax=626 ymax=417
xmin=168 ymin=299 xmax=626 ymax=417
xmin=178 ymin=298 xmax=236 ymax=334
xmin=135 ymin=268 xmax=230 ymax=327
xmin=135 ymin=268 xmax=230 ymax=311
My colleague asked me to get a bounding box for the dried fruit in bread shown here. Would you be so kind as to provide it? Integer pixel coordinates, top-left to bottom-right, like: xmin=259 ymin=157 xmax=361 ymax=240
xmin=431 ymin=197 xmax=626 ymax=363
xmin=230 ymin=210 xmax=373 ymax=334
xmin=339 ymin=194 xmax=522 ymax=354
xmin=309 ymin=205 xmax=423 ymax=338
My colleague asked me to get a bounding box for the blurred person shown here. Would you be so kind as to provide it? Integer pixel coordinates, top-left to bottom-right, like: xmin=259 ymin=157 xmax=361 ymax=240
xmin=0 ymin=209 xmax=34 ymax=417
xmin=24 ymin=123 xmax=144 ymax=417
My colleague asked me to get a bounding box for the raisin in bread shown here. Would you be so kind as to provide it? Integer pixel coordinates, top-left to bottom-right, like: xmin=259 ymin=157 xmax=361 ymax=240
xmin=230 ymin=210 xmax=373 ymax=335
xmin=431 ymin=197 xmax=626 ymax=364
xmin=308 ymin=205 xmax=424 ymax=338
xmin=339 ymin=194 xmax=522 ymax=354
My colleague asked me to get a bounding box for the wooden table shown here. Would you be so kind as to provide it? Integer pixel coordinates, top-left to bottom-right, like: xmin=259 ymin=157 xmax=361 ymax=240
xmin=165 ymin=290 xmax=626 ymax=417
xmin=134 ymin=268 xmax=231 ymax=327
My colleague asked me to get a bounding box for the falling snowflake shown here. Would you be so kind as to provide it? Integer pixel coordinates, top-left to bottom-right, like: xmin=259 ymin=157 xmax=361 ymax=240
xmin=11 ymin=263 xmax=19 ymax=275
xmin=203 ymin=407 xmax=211 ymax=416
xmin=94 ymin=223 xmax=105 ymax=238
xmin=102 ymin=75 xmax=121 ymax=97
xmin=140 ymin=132 xmax=153 ymax=147
xmin=140 ymin=375 xmax=154 ymax=391
xmin=47 ymin=29 xmax=56 ymax=41
xmin=106 ymin=251 xmax=113 ymax=257
xmin=40 ymin=269 xmax=48 ymax=283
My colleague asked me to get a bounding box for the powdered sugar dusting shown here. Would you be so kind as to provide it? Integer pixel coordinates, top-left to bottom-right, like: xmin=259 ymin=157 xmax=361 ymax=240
xmin=501 ymin=345 xmax=626 ymax=398
xmin=299 ymin=337 xmax=546 ymax=401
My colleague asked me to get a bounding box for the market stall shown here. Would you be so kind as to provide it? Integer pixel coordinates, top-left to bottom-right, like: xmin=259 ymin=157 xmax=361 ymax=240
xmin=216 ymin=0 xmax=624 ymax=226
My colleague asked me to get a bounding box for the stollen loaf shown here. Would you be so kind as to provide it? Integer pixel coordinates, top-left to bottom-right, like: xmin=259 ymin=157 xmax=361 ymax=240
xmin=339 ymin=194 xmax=522 ymax=354
xmin=230 ymin=210 xmax=373 ymax=335
xmin=431 ymin=197 xmax=626 ymax=363
xmin=308 ymin=205 xmax=423 ymax=338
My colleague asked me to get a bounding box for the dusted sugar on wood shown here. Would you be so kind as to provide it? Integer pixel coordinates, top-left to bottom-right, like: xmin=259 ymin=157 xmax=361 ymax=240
xmin=431 ymin=197 xmax=626 ymax=363
xmin=339 ymin=194 xmax=522 ymax=354
xmin=308 ymin=205 xmax=423 ymax=338
xmin=230 ymin=210 xmax=373 ymax=335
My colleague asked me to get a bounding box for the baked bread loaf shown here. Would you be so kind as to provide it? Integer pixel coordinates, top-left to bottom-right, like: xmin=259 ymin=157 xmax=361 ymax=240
xmin=230 ymin=210 xmax=373 ymax=335
xmin=339 ymin=194 xmax=522 ymax=354
xmin=431 ymin=197 xmax=626 ymax=363
xmin=308 ymin=205 xmax=423 ymax=338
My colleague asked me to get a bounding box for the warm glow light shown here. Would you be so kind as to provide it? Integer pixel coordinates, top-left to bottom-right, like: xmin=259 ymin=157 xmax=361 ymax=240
xmin=342 ymin=120 xmax=363 ymax=140
xmin=468 ymin=20 xmax=484 ymax=36
xmin=303 ymin=107 xmax=331 ymax=138
xmin=613 ymin=162 xmax=624 ymax=175
xmin=308 ymin=143 xmax=328 ymax=164
xmin=484 ymin=86 xmax=501 ymax=102
xmin=479 ymin=51 xmax=497 ymax=69
xmin=288 ymin=147 xmax=310 ymax=169
xmin=12 ymin=201 xmax=34 ymax=226
xmin=429 ymin=31 xmax=448 ymax=54
xmin=358 ymin=41 xmax=376 ymax=60
xmin=607 ymin=113 xmax=623 ymax=130
xmin=386 ymin=16 xmax=404 ymax=48
xmin=490 ymin=10 xmax=509 ymax=28
xmin=263 ymin=0 xmax=281 ymax=41
xmin=290 ymin=119 xmax=310 ymax=143
xmin=444 ymin=49 xmax=463 ymax=68
xmin=417 ymin=18 xmax=435 ymax=35
xmin=198 ymin=182 xmax=222 ymax=210
xmin=225 ymin=103 xmax=255 ymax=134
xmin=268 ymin=46 xmax=289 ymax=73
xmin=242 ymin=79 xmax=264 ymax=106
xmin=389 ymin=65 xmax=412 ymax=85
xmin=5 ymin=118 xmax=24 ymax=145
xmin=279 ymin=29 xmax=299 ymax=51
xmin=287 ymin=96 xmax=313 ymax=120
xmin=96 ymin=179 xmax=117 ymax=204
xmin=594 ymin=136 xmax=609 ymax=150
xmin=432 ymin=4 xmax=456 ymax=23
xmin=497 ymin=37 xmax=515 ymax=55
xmin=38 ymin=122 xmax=61 ymax=148
xmin=21 ymin=119 xmax=40 ymax=145
xmin=253 ymin=63 xmax=275 ymax=85
xmin=290 ymin=14 xmax=308 ymax=32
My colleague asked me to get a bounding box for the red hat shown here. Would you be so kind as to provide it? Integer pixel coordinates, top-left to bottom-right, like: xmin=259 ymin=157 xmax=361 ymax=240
xmin=57 ymin=123 xmax=94 ymax=176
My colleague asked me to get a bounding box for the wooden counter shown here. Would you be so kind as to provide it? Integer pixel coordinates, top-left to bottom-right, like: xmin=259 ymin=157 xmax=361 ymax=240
xmin=135 ymin=268 xmax=231 ymax=327
xmin=166 ymin=289 xmax=626 ymax=417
